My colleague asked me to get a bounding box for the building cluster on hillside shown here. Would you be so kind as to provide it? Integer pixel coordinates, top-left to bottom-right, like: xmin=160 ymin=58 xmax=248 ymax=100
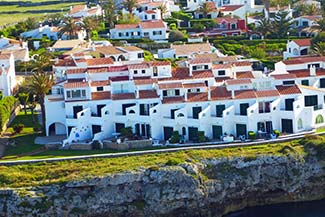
xmin=42 ymin=41 xmax=325 ymax=146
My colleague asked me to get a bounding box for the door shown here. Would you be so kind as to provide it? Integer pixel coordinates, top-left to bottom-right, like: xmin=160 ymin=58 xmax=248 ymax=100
xmin=92 ymin=125 xmax=101 ymax=134
xmin=320 ymin=79 xmax=325 ymax=88
xmin=216 ymin=105 xmax=226 ymax=117
xmin=188 ymin=127 xmax=198 ymax=141
xmin=171 ymin=109 xmax=177 ymax=119
xmin=281 ymin=119 xmax=293 ymax=134
xmin=135 ymin=124 xmax=140 ymax=136
xmin=122 ymin=103 xmax=136 ymax=115
xmin=285 ymin=98 xmax=294 ymax=111
xmin=236 ymin=124 xmax=247 ymax=137
xmin=212 ymin=125 xmax=223 ymax=140
xmin=192 ymin=107 xmax=202 ymax=119
xmin=240 ymin=103 xmax=249 ymax=116
xmin=266 ymin=121 xmax=273 ymax=134
xmin=164 ymin=127 xmax=173 ymax=141
xmin=97 ymin=104 xmax=105 ymax=117
xmin=73 ymin=106 xmax=83 ymax=118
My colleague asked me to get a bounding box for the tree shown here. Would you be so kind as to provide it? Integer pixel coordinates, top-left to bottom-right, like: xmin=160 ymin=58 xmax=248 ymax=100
xmin=168 ymin=30 xmax=187 ymax=42
xmin=311 ymin=42 xmax=325 ymax=56
xmin=158 ymin=3 xmax=168 ymax=19
xmin=102 ymin=0 xmax=117 ymax=28
xmin=256 ymin=17 xmax=271 ymax=39
xmin=123 ymin=0 xmax=137 ymax=14
xmin=59 ymin=17 xmax=79 ymax=40
xmin=311 ymin=17 xmax=325 ymax=33
xmin=197 ymin=2 xmax=214 ymax=18
xmin=29 ymin=71 xmax=54 ymax=134
xmin=18 ymin=93 xmax=29 ymax=115
xmin=81 ymin=17 xmax=99 ymax=40
xmin=117 ymin=13 xmax=140 ymax=24
xmin=271 ymin=11 xmax=292 ymax=39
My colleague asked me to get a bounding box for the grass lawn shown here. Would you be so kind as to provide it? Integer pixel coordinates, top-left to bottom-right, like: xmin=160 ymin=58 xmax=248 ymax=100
xmin=0 ymin=0 xmax=83 ymax=26
xmin=0 ymin=139 xmax=307 ymax=188
xmin=2 ymin=111 xmax=42 ymax=159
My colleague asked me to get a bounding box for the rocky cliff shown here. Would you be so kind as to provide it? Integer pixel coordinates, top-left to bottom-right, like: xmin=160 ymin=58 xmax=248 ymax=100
xmin=1 ymin=154 xmax=325 ymax=217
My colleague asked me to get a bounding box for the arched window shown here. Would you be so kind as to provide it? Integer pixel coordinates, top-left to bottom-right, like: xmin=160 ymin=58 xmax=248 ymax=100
xmin=177 ymin=113 xmax=184 ymax=117
xmin=316 ymin=115 xmax=324 ymax=124
xmin=298 ymin=118 xmax=303 ymax=129
xmin=129 ymin=110 xmax=135 ymax=114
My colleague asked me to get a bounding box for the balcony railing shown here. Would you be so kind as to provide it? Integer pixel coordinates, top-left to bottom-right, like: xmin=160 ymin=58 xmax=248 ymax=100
xmin=314 ymin=104 xmax=323 ymax=111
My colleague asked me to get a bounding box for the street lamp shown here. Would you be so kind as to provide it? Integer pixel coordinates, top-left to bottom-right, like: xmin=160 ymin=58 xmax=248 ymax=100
xmin=287 ymin=32 xmax=290 ymax=41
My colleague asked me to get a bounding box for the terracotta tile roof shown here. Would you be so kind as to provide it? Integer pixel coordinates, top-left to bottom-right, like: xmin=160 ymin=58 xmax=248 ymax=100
xmin=145 ymin=10 xmax=156 ymax=14
xmin=282 ymin=56 xmax=325 ymax=65
xmin=110 ymin=76 xmax=129 ymax=82
xmin=236 ymin=71 xmax=254 ymax=79
xmin=115 ymin=23 xmax=139 ymax=29
xmin=88 ymin=67 xmax=108 ymax=74
xmin=54 ymin=59 xmax=77 ymax=67
xmin=215 ymin=77 xmax=231 ymax=83
xmin=139 ymin=90 xmax=158 ymax=99
xmin=91 ymin=91 xmax=111 ymax=100
xmin=287 ymin=69 xmax=325 ymax=78
xmin=213 ymin=63 xmax=231 ymax=69
xmin=112 ymin=93 xmax=135 ymax=100
xmin=140 ymin=20 xmax=165 ymax=29
xmin=0 ymin=53 xmax=11 ymax=59
xmin=196 ymin=54 xmax=237 ymax=63
xmin=108 ymin=65 xmax=129 ymax=72
xmin=171 ymin=43 xmax=211 ymax=56
xmin=120 ymin=46 xmax=143 ymax=52
xmin=211 ymin=86 xmax=232 ymax=100
xmin=86 ymin=57 xmax=114 ymax=66
xmin=134 ymin=78 xmax=157 ymax=85
xmin=234 ymin=89 xmax=256 ymax=99
xmin=276 ymin=85 xmax=301 ymax=95
xmin=300 ymin=15 xmax=321 ymax=21
xmin=215 ymin=17 xmax=240 ymax=24
xmin=66 ymin=68 xmax=87 ymax=74
xmin=293 ymin=39 xmax=311 ymax=47
xmin=317 ymin=69 xmax=325 ymax=76
xmin=1 ymin=48 xmax=28 ymax=60
xmin=219 ymin=4 xmax=244 ymax=12
xmin=162 ymin=96 xmax=184 ymax=104
xmin=52 ymin=39 xmax=85 ymax=49
xmin=226 ymin=78 xmax=251 ymax=85
xmin=70 ymin=5 xmax=86 ymax=14
xmin=88 ymin=7 xmax=99 ymax=14
xmin=187 ymin=92 xmax=208 ymax=102
xmin=182 ymin=82 xmax=206 ymax=88
xmin=90 ymin=80 xmax=110 ymax=87
xmin=233 ymin=61 xmax=252 ymax=67
xmin=149 ymin=61 xmax=170 ymax=66
xmin=95 ymin=46 xmax=125 ymax=55
xmin=162 ymin=67 xmax=214 ymax=81
xmin=128 ymin=62 xmax=150 ymax=69
xmin=271 ymin=73 xmax=297 ymax=80
xmin=64 ymin=81 xmax=89 ymax=89
xmin=158 ymin=82 xmax=183 ymax=89
xmin=188 ymin=58 xmax=211 ymax=65
xmin=255 ymin=90 xmax=279 ymax=98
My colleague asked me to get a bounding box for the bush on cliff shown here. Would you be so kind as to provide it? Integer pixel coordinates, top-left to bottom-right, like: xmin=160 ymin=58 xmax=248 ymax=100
xmin=300 ymin=135 xmax=325 ymax=158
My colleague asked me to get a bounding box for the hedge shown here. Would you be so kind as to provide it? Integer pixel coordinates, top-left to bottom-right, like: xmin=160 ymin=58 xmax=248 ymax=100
xmin=0 ymin=96 xmax=18 ymax=130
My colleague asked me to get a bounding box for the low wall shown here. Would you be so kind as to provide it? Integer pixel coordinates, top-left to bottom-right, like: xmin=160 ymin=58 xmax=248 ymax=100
xmin=68 ymin=143 xmax=92 ymax=150
xmin=103 ymin=139 xmax=152 ymax=151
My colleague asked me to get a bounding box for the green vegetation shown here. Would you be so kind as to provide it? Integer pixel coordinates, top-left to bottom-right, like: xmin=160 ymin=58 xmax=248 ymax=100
xmin=0 ymin=96 xmax=18 ymax=129
xmin=248 ymin=131 xmax=256 ymax=140
xmin=0 ymin=0 xmax=82 ymax=26
xmin=3 ymin=111 xmax=41 ymax=159
xmin=0 ymin=138 xmax=308 ymax=188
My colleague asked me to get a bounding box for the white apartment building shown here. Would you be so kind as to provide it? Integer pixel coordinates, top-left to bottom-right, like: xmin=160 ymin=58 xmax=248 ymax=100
xmin=45 ymin=54 xmax=325 ymax=146
xmin=0 ymin=53 xmax=16 ymax=96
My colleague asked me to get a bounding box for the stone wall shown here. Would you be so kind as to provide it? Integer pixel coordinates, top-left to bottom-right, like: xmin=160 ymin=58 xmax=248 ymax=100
xmin=1 ymin=154 xmax=325 ymax=217
xmin=103 ymin=139 xmax=152 ymax=151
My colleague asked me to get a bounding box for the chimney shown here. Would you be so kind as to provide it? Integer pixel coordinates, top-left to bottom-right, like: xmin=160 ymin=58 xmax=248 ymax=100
xmin=136 ymin=87 xmax=140 ymax=99
xmin=189 ymin=64 xmax=193 ymax=77
xmin=310 ymin=65 xmax=316 ymax=76
xmin=208 ymin=86 xmax=211 ymax=101
xmin=231 ymin=90 xmax=235 ymax=99
xmin=184 ymin=91 xmax=188 ymax=101
xmin=233 ymin=64 xmax=237 ymax=79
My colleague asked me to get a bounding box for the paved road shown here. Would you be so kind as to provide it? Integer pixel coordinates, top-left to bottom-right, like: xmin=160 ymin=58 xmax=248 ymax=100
xmin=0 ymin=131 xmax=317 ymax=166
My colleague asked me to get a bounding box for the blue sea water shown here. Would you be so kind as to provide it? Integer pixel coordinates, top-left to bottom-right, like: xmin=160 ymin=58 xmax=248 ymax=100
xmin=226 ymin=200 xmax=325 ymax=217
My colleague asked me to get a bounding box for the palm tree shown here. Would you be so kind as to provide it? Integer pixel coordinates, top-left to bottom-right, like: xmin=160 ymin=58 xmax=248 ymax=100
xmin=102 ymin=0 xmax=117 ymax=28
xmin=59 ymin=17 xmax=79 ymax=40
xmin=197 ymin=2 xmax=213 ymax=18
xmin=81 ymin=17 xmax=99 ymax=40
xmin=158 ymin=3 xmax=168 ymax=19
xmin=311 ymin=17 xmax=325 ymax=33
xmin=271 ymin=11 xmax=293 ymax=38
xmin=123 ymin=0 xmax=137 ymax=14
xmin=256 ymin=18 xmax=271 ymax=39
xmin=312 ymin=42 xmax=325 ymax=56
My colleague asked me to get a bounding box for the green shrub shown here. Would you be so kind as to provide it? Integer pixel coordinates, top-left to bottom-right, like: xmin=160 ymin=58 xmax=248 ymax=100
xmin=0 ymin=96 xmax=18 ymax=129
xmin=120 ymin=127 xmax=133 ymax=138
xmin=170 ymin=131 xmax=180 ymax=143
xmin=168 ymin=30 xmax=187 ymax=42
xmin=198 ymin=131 xmax=206 ymax=143
xmin=166 ymin=157 xmax=183 ymax=166
xmin=248 ymin=131 xmax=256 ymax=140
xmin=273 ymin=129 xmax=281 ymax=138
xmin=91 ymin=140 xmax=102 ymax=150
xmin=13 ymin=124 xmax=24 ymax=134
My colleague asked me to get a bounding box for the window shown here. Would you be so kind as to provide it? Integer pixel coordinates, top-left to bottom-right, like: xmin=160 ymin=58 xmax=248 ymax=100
xmin=305 ymin=95 xmax=318 ymax=107
xmin=258 ymin=101 xmax=271 ymax=113
xmin=218 ymin=70 xmax=226 ymax=76
xmin=144 ymin=32 xmax=149 ymax=36
xmin=298 ymin=119 xmax=303 ymax=129
xmin=192 ymin=66 xmax=197 ymax=70
xmin=216 ymin=104 xmax=225 ymax=117
xmin=175 ymin=89 xmax=180 ymax=96
xmin=142 ymin=70 xmax=146 ymax=74
xmin=316 ymin=115 xmax=324 ymax=124
xmin=134 ymin=70 xmax=138 ymax=74
xmin=126 ymin=32 xmax=129 ymax=37
xmin=231 ymin=23 xmax=237 ymax=29
xmin=96 ymin=86 xmax=104 ymax=91
xmin=118 ymin=32 xmax=122 ymax=37
xmin=137 ymin=53 xmax=144 ymax=58
xmin=301 ymin=80 xmax=309 ymax=86
xmin=308 ymin=63 xmax=320 ymax=69
xmin=320 ymin=78 xmax=325 ymax=88
xmin=66 ymin=89 xmax=86 ymax=99
xmin=204 ymin=65 xmax=209 ymax=69
xmin=240 ymin=103 xmax=249 ymax=116
xmin=152 ymin=15 xmax=156 ymax=19
xmin=283 ymin=80 xmax=295 ymax=85
xmin=153 ymin=67 xmax=158 ymax=76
